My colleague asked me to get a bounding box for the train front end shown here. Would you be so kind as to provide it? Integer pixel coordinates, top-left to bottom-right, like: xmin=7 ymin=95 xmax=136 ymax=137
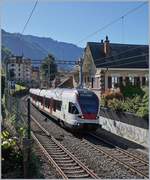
xmin=75 ymin=89 xmax=100 ymax=130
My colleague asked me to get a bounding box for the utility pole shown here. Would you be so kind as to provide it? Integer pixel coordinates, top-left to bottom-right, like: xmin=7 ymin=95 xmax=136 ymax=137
xmin=23 ymin=98 xmax=31 ymax=178
xmin=78 ymin=58 xmax=83 ymax=89
xmin=48 ymin=60 xmax=51 ymax=89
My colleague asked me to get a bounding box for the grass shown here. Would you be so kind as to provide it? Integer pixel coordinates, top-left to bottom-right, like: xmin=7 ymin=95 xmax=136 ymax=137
xmin=15 ymin=84 xmax=26 ymax=92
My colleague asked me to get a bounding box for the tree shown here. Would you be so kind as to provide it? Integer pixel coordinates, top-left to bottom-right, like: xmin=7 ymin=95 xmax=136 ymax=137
xmin=2 ymin=46 xmax=12 ymax=63
xmin=40 ymin=54 xmax=57 ymax=87
xmin=1 ymin=76 xmax=5 ymax=98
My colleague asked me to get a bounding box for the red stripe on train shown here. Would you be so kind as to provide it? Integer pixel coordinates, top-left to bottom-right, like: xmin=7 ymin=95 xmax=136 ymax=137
xmin=83 ymin=113 xmax=97 ymax=120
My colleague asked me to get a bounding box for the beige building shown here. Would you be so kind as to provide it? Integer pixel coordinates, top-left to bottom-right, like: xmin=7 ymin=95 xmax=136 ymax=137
xmin=74 ymin=36 xmax=149 ymax=98
xmin=7 ymin=56 xmax=32 ymax=84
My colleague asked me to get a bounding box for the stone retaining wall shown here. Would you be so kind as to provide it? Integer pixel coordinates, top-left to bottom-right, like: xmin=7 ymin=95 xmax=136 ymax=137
xmin=99 ymin=108 xmax=149 ymax=148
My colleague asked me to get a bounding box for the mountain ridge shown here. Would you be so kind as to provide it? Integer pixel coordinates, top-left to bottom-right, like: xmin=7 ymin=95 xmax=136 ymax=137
xmin=2 ymin=29 xmax=83 ymax=63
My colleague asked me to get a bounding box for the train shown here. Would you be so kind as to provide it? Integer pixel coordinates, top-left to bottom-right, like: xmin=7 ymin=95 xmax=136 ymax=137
xmin=29 ymin=88 xmax=100 ymax=131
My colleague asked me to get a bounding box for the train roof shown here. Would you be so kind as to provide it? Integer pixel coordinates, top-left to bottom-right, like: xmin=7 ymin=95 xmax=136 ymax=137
xmin=29 ymin=88 xmax=96 ymax=100
xmin=30 ymin=88 xmax=93 ymax=94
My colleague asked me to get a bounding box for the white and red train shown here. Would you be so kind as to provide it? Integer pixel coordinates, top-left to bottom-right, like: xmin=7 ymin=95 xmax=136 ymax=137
xmin=29 ymin=88 xmax=100 ymax=130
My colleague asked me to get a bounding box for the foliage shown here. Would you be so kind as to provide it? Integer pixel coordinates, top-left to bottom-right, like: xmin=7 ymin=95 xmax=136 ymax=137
xmin=15 ymin=84 xmax=26 ymax=91
xmin=40 ymin=53 xmax=57 ymax=82
xmin=101 ymin=89 xmax=123 ymax=107
xmin=18 ymin=127 xmax=27 ymax=139
xmin=122 ymin=96 xmax=142 ymax=113
xmin=2 ymin=45 xmax=12 ymax=62
xmin=1 ymin=129 xmax=23 ymax=178
xmin=1 ymin=75 xmax=5 ymax=98
xmin=121 ymin=84 xmax=144 ymax=98
xmin=103 ymin=90 xmax=123 ymax=100
xmin=107 ymin=98 xmax=123 ymax=111
xmin=2 ymin=103 xmax=6 ymax=119
xmin=136 ymin=89 xmax=149 ymax=119
xmin=102 ymin=86 xmax=149 ymax=119
xmin=28 ymin=152 xmax=44 ymax=178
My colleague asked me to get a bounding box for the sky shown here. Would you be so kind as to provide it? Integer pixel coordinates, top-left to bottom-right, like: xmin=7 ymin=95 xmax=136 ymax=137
xmin=2 ymin=0 xmax=149 ymax=48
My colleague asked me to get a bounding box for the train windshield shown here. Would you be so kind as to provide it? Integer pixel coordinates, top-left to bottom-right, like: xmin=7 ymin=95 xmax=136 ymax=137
xmin=78 ymin=92 xmax=99 ymax=114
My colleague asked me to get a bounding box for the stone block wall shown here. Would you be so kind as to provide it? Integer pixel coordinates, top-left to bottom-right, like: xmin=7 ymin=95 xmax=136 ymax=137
xmin=99 ymin=108 xmax=149 ymax=148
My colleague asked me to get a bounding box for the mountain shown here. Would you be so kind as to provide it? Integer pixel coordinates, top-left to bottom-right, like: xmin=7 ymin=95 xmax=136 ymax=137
xmin=2 ymin=29 xmax=83 ymax=68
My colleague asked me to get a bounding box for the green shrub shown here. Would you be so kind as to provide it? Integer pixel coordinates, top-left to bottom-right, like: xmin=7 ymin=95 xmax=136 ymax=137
xmin=136 ymin=106 xmax=148 ymax=119
xmin=101 ymin=96 xmax=107 ymax=107
xmin=136 ymin=92 xmax=149 ymax=119
xmin=107 ymin=98 xmax=123 ymax=111
xmin=121 ymin=85 xmax=144 ymax=98
xmin=122 ymin=96 xmax=142 ymax=113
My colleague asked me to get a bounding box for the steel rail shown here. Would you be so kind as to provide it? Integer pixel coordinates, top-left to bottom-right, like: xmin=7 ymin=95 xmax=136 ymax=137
xmin=21 ymin=97 xmax=148 ymax=178
xmin=31 ymin=132 xmax=68 ymax=179
xmin=21 ymin=99 xmax=99 ymax=179
xmin=32 ymin=116 xmax=99 ymax=178
xmin=84 ymin=133 xmax=149 ymax=178
xmin=90 ymin=133 xmax=149 ymax=165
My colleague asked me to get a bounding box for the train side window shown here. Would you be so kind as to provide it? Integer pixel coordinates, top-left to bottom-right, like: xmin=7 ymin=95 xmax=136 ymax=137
xmin=53 ymin=100 xmax=56 ymax=112
xmin=55 ymin=100 xmax=62 ymax=111
xmin=45 ymin=98 xmax=50 ymax=108
xmin=68 ymin=102 xmax=79 ymax=114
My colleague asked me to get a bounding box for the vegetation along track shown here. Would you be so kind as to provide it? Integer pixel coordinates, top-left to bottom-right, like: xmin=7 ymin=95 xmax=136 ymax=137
xmin=20 ymin=98 xmax=99 ymax=179
xmin=82 ymin=133 xmax=149 ymax=179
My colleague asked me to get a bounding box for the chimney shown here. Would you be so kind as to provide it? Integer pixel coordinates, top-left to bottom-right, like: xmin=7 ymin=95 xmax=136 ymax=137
xmin=104 ymin=35 xmax=111 ymax=56
xmin=101 ymin=39 xmax=103 ymax=44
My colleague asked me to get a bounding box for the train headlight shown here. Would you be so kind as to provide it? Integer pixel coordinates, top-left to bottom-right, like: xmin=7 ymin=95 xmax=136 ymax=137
xmin=78 ymin=115 xmax=84 ymax=119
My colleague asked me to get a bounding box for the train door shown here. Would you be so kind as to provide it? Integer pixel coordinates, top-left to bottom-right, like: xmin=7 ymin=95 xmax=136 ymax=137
xmin=50 ymin=98 xmax=53 ymax=114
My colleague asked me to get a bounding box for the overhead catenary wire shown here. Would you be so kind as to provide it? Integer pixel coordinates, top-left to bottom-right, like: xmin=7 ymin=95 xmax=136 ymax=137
xmin=21 ymin=0 xmax=39 ymax=34
xmin=77 ymin=2 xmax=147 ymax=45
xmin=19 ymin=0 xmax=38 ymax=55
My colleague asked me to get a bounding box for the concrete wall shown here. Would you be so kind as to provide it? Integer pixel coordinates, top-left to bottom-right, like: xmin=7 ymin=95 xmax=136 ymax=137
xmin=99 ymin=108 xmax=149 ymax=148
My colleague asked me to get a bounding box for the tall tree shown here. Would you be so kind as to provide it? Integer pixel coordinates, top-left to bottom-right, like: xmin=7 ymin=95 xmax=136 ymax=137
xmin=40 ymin=54 xmax=57 ymax=86
xmin=2 ymin=45 xmax=12 ymax=62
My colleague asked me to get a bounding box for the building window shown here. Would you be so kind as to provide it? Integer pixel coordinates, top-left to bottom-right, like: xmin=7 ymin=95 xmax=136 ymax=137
xmin=134 ymin=77 xmax=140 ymax=86
xmin=91 ymin=77 xmax=94 ymax=88
xmin=11 ymin=64 xmax=14 ymax=66
xmin=145 ymin=77 xmax=149 ymax=86
xmin=112 ymin=76 xmax=118 ymax=88
xmin=125 ymin=77 xmax=130 ymax=85
xmin=142 ymin=77 xmax=146 ymax=86
xmin=18 ymin=73 xmax=20 ymax=76
xmin=108 ymin=76 xmax=112 ymax=88
xmin=118 ymin=77 xmax=123 ymax=86
xmin=129 ymin=77 xmax=134 ymax=85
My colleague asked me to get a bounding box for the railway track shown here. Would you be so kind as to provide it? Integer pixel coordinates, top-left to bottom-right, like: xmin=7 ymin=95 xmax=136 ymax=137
xmin=82 ymin=133 xmax=149 ymax=179
xmin=29 ymin=114 xmax=99 ymax=179
xmin=21 ymin=96 xmax=149 ymax=178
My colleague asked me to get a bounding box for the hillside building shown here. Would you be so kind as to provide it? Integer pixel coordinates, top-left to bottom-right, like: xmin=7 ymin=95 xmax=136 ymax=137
xmin=7 ymin=56 xmax=32 ymax=84
xmin=73 ymin=36 xmax=149 ymax=98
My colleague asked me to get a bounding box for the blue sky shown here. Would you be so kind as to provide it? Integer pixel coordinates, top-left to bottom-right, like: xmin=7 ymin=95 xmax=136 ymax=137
xmin=2 ymin=0 xmax=148 ymax=47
